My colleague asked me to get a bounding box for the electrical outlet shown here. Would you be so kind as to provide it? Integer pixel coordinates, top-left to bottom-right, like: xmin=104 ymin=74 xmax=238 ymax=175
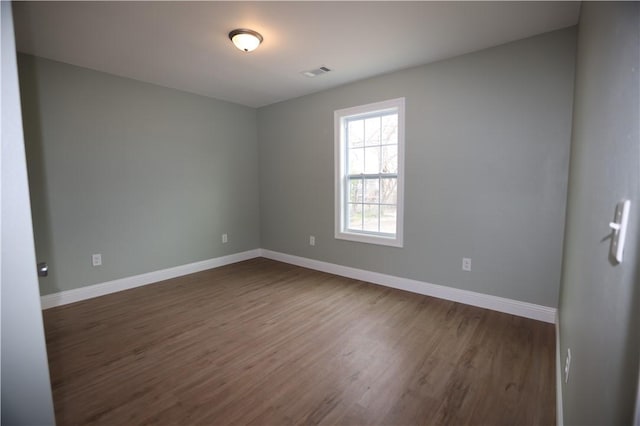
xmin=564 ymin=348 xmax=571 ymax=383
xmin=92 ymin=253 xmax=102 ymax=266
xmin=222 ymin=233 xmax=228 ymax=244
xmin=309 ymin=235 xmax=316 ymax=246
xmin=462 ymin=257 xmax=471 ymax=271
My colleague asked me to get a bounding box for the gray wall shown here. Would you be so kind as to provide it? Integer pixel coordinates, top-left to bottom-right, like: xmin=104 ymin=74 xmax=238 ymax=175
xmin=18 ymin=55 xmax=260 ymax=296
xmin=1 ymin=3 xmax=55 ymax=423
xmin=558 ymin=2 xmax=640 ymax=425
xmin=258 ymin=28 xmax=576 ymax=308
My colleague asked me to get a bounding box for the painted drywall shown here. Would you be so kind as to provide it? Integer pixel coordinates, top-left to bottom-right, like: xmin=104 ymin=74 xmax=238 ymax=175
xmin=18 ymin=55 xmax=260 ymax=296
xmin=558 ymin=2 xmax=640 ymax=425
xmin=258 ymin=28 xmax=576 ymax=308
xmin=1 ymin=3 xmax=55 ymax=424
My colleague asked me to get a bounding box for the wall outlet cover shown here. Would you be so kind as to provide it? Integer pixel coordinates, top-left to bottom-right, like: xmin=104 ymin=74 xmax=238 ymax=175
xmin=462 ymin=257 xmax=471 ymax=271
xmin=92 ymin=253 xmax=102 ymax=266
xmin=564 ymin=348 xmax=571 ymax=383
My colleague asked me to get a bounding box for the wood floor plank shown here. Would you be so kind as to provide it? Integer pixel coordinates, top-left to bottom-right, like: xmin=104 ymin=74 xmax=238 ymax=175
xmin=43 ymin=258 xmax=555 ymax=425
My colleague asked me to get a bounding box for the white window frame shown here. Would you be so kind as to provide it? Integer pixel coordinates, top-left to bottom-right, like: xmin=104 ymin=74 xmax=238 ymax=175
xmin=334 ymin=97 xmax=405 ymax=247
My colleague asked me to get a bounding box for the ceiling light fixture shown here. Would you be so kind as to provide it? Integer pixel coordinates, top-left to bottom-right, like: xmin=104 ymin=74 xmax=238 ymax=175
xmin=228 ymin=29 xmax=263 ymax=53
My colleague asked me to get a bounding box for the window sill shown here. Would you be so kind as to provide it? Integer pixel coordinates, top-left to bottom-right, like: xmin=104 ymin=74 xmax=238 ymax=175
xmin=335 ymin=231 xmax=403 ymax=248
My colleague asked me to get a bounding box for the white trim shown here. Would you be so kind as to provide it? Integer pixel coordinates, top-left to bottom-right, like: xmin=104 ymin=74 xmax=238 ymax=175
xmin=40 ymin=249 xmax=261 ymax=309
xmin=635 ymin=366 xmax=640 ymax=426
xmin=334 ymin=97 xmax=405 ymax=248
xmin=260 ymin=249 xmax=556 ymax=323
xmin=556 ymin=315 xmax=564 ymax=426
xmin=41 ymin=247 xmax=557 ymax=323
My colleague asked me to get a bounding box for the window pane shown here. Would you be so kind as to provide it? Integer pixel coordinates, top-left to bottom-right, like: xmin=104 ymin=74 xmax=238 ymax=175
xmin=348 ymin=119 xmax=364 ymax=148
xmin=380 ymin=178 xmax=397 ymax=205
xmin=381 ymin=145 xmax=397 ymax=174
xmin=349 ymin=178 xmax=363 ymax=203
xmin=335 ymin=98 xmax=403 ymax=246
xmin=348 ymin=148 xmax=364 ymax=174
xmin=380 ymin=205 xmax=397 ymax=234
xmin=363 ymin=204 xmax=379 ymax=232
xmin=364 ymin=116 xmax=381 ymax=146
xmin=348 ymin=203 xmax=363 ymax=230
xmin=364 ymin=146 xmax=380 ymax=174
xmin=381 ymin=114 xmax=398 ymax=145
xmin=364 ymin=178 xmax=379 ymax=203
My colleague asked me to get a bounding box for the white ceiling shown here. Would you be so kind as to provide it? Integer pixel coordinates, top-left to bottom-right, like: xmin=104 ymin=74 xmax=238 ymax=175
xmin=13 ymin=1 xmax=580 ymax=108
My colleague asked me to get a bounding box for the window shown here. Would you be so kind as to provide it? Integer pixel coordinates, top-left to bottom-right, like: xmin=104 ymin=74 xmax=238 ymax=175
xmin=334 ymin=98 xmax=405 ymax=247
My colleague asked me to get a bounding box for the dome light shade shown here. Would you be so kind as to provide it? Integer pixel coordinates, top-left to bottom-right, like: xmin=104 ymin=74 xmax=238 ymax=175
xmin=228 ymin=29 xmax=263 ymax=52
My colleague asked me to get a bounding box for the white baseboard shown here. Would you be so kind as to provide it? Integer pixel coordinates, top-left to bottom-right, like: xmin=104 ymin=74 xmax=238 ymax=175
xmin=260 ymin=249 xmax=556 ymax=323
xmin=40 ymin=249 xmax=262 ymax=309
xmin=41 ymin=248 xmax=557 ymax=324
xmin=556 ymin=315 xmax=564 ymax=426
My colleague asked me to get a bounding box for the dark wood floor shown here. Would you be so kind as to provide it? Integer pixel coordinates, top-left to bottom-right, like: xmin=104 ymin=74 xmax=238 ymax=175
xmin=43 ymin=258 xmax=555 ymax=425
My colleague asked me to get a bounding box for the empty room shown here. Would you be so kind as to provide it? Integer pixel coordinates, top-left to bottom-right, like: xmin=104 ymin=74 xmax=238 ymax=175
xmin=1 ymin=1 xmax=639 ymax=425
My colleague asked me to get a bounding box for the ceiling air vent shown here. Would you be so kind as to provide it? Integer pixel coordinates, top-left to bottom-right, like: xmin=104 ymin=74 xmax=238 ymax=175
xmin=302 ymin=66 xmax=331 ymax=78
